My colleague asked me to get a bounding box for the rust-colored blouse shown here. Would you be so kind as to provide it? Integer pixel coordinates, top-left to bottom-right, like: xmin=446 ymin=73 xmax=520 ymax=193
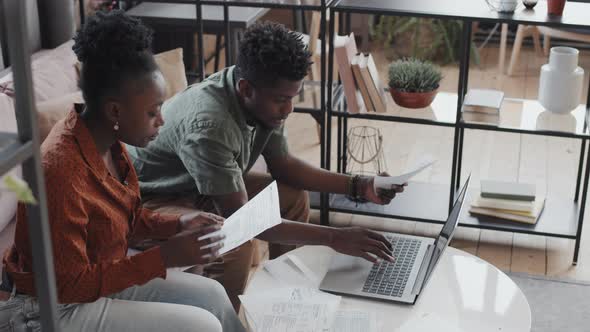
xmin=3 ymin=110 xmax=180 ymax=303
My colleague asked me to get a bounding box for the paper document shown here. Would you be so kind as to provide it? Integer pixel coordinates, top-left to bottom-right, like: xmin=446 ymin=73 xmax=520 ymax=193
xmin=374 ymin=155 xmax=436 ymax=190
xmin=329 ymin=310 xmax=378 ymax=332
xmin=199 ymin=181 xmax=281 ymax=255
xmin=263 ymin=254 xmax=321 ymax=288
xmin=239 ymin=287 xmax=341 ymax=332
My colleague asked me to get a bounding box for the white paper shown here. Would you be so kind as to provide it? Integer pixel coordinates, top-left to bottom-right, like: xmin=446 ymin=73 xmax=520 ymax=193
xmin=263 ymin=254 xmax=321 ymax=288
xmin=199 ymin=181 xmax=281 ymax=255
xmin=244 ymin=301 xmax=326 ymax=332
xmin=328 ymin=310 xmax=378 ymax=332
xmin=374 ymin=155 xmax=436 ymax=190
xmin=240 ymin=287 xmax=341 ymax=332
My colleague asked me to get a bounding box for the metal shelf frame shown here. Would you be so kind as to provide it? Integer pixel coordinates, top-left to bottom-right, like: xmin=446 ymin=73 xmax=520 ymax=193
xmin=0 ymin=0 xmax=60 ymax=330
xmin=326 ymin=0 xmax=590 ymax=264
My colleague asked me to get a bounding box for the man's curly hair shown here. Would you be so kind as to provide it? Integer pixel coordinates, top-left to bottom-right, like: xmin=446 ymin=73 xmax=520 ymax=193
xmin=73 ymin=10 xmax=158 ymax=112
xmin=235 ymin=21 xmax=312 ymax=86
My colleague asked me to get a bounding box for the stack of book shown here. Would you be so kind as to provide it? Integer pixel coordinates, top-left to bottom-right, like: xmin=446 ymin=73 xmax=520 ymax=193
xmin=334 ymin=33 xmax=386 ymax=114
xmin=462 ymin=89 xmax=504 ymax=125
xmin=469 ymin=180 xmax=545 ymax=224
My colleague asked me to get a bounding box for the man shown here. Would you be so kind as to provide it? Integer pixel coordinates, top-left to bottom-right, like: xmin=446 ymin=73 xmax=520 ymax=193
xmin=128 ymin=21 xmax=405 ymax=310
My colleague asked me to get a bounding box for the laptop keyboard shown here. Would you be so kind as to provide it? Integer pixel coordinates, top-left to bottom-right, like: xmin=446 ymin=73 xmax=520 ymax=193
xmin=361 ymin=235 xmax=421 ymax=298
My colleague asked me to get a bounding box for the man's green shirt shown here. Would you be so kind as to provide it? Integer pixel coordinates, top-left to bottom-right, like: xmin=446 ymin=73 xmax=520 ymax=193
xmin=127 ymin=66 xmax=288 ymax=196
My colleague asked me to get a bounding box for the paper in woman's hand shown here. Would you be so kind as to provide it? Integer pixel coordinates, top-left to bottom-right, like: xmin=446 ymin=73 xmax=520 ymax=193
xmin=374 ymin=156 xmax=436 ymax=190
xmin=198 ymin=181 xmax=281 ymax=255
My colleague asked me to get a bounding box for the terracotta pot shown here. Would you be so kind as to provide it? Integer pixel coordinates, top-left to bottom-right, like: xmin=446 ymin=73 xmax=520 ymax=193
xmin=547 ymin=0 xmax=566 ymax=16
xmin=389 ymin=87 xmax=438 ymax=109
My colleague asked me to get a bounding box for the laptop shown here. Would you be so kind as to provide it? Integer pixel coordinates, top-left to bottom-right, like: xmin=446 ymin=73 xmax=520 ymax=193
xmin=319 ymin=175 xmax=470 ymax=304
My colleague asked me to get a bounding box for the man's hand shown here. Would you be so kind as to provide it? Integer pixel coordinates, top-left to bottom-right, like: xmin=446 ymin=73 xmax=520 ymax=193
xmin=179 ymin=211 xmax=224 ymax=232
xmin=330 ymin=227 xmax=395 ymax=263
xmin=359 ymin=173 xmax=406 ymax=205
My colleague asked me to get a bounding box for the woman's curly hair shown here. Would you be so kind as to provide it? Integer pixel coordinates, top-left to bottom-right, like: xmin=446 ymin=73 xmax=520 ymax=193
xmin=73 ymin=10 xmax=158 ymax=111
xmin=235 ymin=21 xmax=312 ymax=86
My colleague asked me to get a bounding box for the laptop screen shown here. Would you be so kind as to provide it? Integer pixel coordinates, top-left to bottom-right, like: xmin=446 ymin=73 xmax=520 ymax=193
xmin=422 ymin=175 xmax=470 ymax=288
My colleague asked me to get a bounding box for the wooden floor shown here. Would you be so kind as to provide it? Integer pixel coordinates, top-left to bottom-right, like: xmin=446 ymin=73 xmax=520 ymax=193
xmin=280 ymin=44 xmax=590 ymax=281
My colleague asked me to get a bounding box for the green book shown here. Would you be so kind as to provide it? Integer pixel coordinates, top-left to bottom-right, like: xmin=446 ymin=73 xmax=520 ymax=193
xmin=480 ymin=180 xmax=536 ymax=201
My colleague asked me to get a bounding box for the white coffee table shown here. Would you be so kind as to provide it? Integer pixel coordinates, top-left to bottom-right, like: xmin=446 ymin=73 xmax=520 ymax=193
xmin=245 ymin=245 xmax=531 ymax=332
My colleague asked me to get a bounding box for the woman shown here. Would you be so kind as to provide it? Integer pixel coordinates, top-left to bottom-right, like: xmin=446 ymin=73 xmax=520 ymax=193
xmin=1 ymin=10 xmax=245 ymax=332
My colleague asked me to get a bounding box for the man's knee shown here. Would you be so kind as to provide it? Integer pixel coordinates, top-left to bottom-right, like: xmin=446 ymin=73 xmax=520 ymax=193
xmin=278 ymin=184 xmax=310 ymax=223
xmin=203 ymin=241 xmax=254 ymax=299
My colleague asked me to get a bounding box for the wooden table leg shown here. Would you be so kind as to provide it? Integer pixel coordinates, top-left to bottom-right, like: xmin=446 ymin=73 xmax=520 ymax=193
xmin=498 ymin=23 xmax=508 ymax=74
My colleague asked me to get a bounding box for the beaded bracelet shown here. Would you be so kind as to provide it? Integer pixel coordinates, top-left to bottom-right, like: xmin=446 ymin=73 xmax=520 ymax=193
xmin=349 ymin=174 xmax=361 ymax=200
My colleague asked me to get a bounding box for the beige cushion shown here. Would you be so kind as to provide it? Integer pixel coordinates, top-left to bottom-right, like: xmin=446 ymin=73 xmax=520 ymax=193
xmin=36 ymin=91 xmax=83 ymax=142
xmin=0 ymin=40 xmax=78 ymax=103
xmin=0 ymin=92 xmax=19 ymax=233
xmin=154 ymin=48 xmax=188 ymax=100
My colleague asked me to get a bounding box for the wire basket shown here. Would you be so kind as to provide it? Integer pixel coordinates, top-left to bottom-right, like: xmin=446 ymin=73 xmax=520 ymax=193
xmin=346 ymin=126 xmax=387 ymax=177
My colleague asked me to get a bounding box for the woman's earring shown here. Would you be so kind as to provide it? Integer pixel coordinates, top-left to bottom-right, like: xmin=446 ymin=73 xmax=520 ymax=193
xmin=114 ymin=122 xmax=119 ymax=131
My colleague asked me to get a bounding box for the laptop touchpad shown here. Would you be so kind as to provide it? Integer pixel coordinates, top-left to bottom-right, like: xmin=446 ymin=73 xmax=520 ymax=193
xmin=329 ymin=253 xmax=374 ymax=272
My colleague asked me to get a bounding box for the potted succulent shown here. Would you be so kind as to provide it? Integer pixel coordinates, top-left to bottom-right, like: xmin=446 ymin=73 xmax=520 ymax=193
xmin=388 ymin=58 xmax=442 ymax=109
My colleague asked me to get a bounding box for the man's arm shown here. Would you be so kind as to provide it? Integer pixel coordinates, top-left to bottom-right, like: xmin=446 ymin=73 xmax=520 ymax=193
xmin=210 ymin=192 xmax=394 ymax=263
xmin=266 ymin=153 xmax=405 ymax=204
xmin=266 ymin=153 xmax=349 ymax=194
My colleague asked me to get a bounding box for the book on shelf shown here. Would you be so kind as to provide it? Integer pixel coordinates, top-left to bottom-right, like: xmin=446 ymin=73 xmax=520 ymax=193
xmin=334 ymin=33 xmax=365 ymax=114
xmin=362 ymin=53 xmax=387 ymax=113
xmin=480 ymin=180 xmax=536 ymax=201
xmin=351 ymin=53 xmax=375 ymax=113
xmin=462 ymin=111 xmax=500 ymax=125
xmin=462 ymin=88 xmax=504 ymax=114
xmin=469 ymin=193 xmax=546 ymax=225
xmin=471 ymin=194 xmax=536 ymax=213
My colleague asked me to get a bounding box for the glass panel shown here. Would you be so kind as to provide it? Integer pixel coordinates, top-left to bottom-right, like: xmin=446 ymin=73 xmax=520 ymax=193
xmin=463 ymin=97 xmax=589 ymax=136
xmin=204 ymin=0 xmax=329 ymax=8
xmin=336 ymin=0 xmax=590 ymax=29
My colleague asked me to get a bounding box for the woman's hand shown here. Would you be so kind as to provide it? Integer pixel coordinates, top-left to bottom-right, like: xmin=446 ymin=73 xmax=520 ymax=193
xmin=159 ymin=225 xmax=224 ymax=268
xmin=330 ymin=227 xmax=395 ymax=263
xmin=179 ymin=211 xmax=224 ymax=232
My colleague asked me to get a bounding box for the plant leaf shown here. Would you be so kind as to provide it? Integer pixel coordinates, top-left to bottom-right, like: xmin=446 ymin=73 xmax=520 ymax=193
xmin=2 ymin=175 xmax=37 ymax=204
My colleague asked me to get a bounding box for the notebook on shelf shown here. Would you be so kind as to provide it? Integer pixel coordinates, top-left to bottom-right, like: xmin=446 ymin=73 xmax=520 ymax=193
xmin=462 ymin=111 xmax=500 ymax=125
xmin=462 ymin=89 xmax=504 ymax=114
xmin=469 ymin=193 xmax=546 ymax=225
xmin=471 ymin=194 xmax=534 ymax=212
xmin=480 ymin=180 xmax=536 ymax=201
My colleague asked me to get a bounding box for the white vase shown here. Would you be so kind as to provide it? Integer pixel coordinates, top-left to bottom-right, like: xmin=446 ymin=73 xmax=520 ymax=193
xmin=497 ymin=0 xmax=518 ymax=12
xmin=538 ymin=47 xmax=584 ymax=114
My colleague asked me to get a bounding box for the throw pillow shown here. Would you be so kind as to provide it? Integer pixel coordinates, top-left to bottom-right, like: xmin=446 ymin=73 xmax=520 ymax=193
xmin=0 ymin=40 xmax=78 ymax=103
xmin=0 ymin=92 xmax=19 ymax=233
xmin=153 ymin=48 xmax=188 ymax=100
xmin=36 ymin=91 xmax=83 ymax=142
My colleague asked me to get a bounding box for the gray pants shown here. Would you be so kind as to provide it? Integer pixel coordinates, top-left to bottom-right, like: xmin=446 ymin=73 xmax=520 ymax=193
xmin=0 ymin=271 xmax=246 ymax=332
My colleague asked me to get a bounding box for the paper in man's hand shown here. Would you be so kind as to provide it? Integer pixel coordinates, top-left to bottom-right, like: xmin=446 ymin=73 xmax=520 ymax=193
xmin=374 ymin=155 xmax=436 ymax=190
